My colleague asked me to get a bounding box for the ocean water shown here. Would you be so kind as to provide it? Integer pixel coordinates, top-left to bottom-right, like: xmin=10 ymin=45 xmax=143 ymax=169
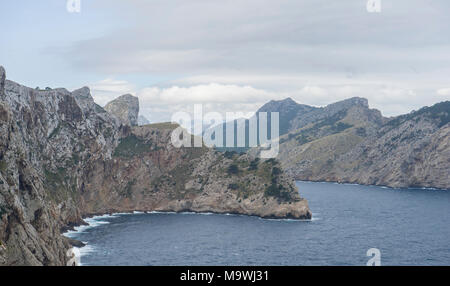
xmin=65 ymin=181 xmax=450 ymax=266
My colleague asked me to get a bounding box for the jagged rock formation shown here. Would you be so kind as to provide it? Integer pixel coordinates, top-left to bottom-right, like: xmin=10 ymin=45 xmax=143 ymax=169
xmin=0 ymin=66 xmax=310 ymax=265
xmin=258 ymin=97 xmax=450 ymax=189
xmin=104 ymin=94 xmax=139 ymax=126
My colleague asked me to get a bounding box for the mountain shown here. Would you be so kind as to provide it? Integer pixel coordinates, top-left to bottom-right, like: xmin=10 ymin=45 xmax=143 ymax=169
xmin=257 ymin=97 xmax=318 ymax=135
xmin=104 ymin=94 xmax=139 ymax=126
xmin=0 ymin=66 xmax=310 ymax=265
xmin=256 ymin=97 xmax=449 ymax=189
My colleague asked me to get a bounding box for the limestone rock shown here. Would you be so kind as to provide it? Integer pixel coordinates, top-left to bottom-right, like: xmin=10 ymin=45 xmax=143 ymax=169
xmin=104 ymin=94 xmax=139 ymax=126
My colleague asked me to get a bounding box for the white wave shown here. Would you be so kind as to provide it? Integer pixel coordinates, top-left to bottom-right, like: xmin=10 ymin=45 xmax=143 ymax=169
xmin=63 ymin=214 xmax=118 ymax=237
xmin=73 ymin=244 xmax=95 ymax=266
xmin=180 ymin=211 xmax=215 ymax=216
xmin=148 ymin=211 xmax=177 ymax=214
xmin=260 ymin=217 xmax=308 ymax=222
xmin=112 ymin=212 xmax=134 ymax=216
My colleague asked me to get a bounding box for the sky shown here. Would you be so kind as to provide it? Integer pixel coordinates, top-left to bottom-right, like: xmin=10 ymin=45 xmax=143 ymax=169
xmin=1 ymin=0 xmax=449 ymax=122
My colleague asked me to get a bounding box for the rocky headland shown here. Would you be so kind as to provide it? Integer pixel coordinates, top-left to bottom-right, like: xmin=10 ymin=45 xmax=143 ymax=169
xmin=0 ymin=66 xmax=311 ymax=266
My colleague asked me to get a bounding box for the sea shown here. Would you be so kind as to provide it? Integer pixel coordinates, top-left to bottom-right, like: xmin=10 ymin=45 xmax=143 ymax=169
xmin=64 ymin=181 xmax=450 ymax=266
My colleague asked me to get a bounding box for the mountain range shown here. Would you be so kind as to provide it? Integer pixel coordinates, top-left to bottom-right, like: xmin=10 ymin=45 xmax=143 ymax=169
xmin=255 ymin=97 xmax=450 ymax=189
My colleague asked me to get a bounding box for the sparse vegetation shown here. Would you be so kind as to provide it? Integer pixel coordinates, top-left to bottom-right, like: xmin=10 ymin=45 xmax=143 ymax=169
xmin=272 ymin=167 xmax=282 ymax=176
xmin=48 ymin=124 xmax=61 ymax=139
xmin=0 ymin=159 xmax=7 ymax=173
xmin=385 ymin=101 xmax=450 ymax=129
xmin=113 ymin=134 xmax=153 ymax=158
xmin=119 ymin=180 xmax=135 ymax=198
xmin=94 ymin=104 xmax=107 ymax=113
xmin=264 ymin=183 xmax=291 ymax=201
xmin=227 ymin=164 xmax=239 ymax=175
xmin=248 ymin=158 xmax=259 ymax=170
xmin=228 ymin=183 xmax=239 ymax=190
xmin=223 ymin=151 xmax=237 ymax=159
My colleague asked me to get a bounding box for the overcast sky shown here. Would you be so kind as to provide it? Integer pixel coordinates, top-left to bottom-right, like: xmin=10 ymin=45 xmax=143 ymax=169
xmin=1 ymin=0 xmax=449 ymax=122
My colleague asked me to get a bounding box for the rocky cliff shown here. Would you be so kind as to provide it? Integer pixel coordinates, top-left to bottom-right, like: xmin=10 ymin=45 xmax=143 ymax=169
xmin=262 ymin=97 xmax=449 ymax=189
xmin=104 ymin=94 xmax=139 ymax=126
xmin=0 ymin=67 xmax=310 ymax=265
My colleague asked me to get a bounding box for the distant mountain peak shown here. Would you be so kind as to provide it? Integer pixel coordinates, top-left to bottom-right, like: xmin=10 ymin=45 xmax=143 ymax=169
xmin=327 ymin=97 xmax=369 ymax=110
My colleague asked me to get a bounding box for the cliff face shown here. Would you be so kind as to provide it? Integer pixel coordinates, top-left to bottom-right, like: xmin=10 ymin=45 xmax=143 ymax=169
xmin=321 ymin=103 xmax=450 ymax=189
xmin=0 ymin=67 xmax=310 ymax=265
xmin=104 ymin=94 xmax=139 ymax=126
xmin=263 ymin=97 xmax=449 ymax=189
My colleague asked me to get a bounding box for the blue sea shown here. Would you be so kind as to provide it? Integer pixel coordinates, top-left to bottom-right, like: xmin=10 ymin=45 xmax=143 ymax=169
xmin=64 ymin=181 xmax=450 ymax=265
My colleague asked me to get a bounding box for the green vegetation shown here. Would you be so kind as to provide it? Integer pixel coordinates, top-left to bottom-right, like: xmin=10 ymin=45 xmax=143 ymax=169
xmin=356 ymin=127 xmax=367 ymax=137
xmin=331 ymin=122 xmax=353 ymax=132
xmin=94 ymin=104 xmax=107 ymax=113
xmin=264 ymin=183 xmax=291 ymax=201
xmin=300 ymin=110 xmax=353 ymax=136
xmin=223 ymin=151 xmax=237 ymax=159
xmin=248 ymin=158 xmax=260 ymax=170
xmin=386 ymin=101 xmax=450 ymax=129
xmin=118 ymin=180 xmax=135 ymax=198
xmin=43 ymin=166 xmax=77 ymax=202
xmin=103 ymin=127 xmax=113 ymax=138
xmin=227 ymin=164 xmax=239 ymax=175
xmin=272 ymin=167 xmax=282 ymax=176
xmin=0 ymin=159 xmax=7 ymax=173
xmin=71 ymin=153 xmax=80 ymax=166
xmin=295 ymin=133 xmax=311 ymax=145
xmin=113 ymin=134 xmax=153 ymax=158
xmin=153 ymin=163 xmax=197 ymax=199
xmin=48 ymin=124 xmax=61 ymax=139
xmin=259 ymin=158 xmax=292 ymax=201
xmin=228 ymin=183 xmax=239 ymax=190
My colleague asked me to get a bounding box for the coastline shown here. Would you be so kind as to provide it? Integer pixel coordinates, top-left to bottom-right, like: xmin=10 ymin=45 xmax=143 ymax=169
xmin=64 ymin=209 xmax=313 ymax=237
xmin=62 ymin=209 xmax=313 ymax=265
xmin=295 ymin=179 xmax=450 ymax=191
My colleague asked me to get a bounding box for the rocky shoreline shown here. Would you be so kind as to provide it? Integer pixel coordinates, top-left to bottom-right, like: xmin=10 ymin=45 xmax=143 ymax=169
xmin=0 ymin=66 xmax=311 ymax=265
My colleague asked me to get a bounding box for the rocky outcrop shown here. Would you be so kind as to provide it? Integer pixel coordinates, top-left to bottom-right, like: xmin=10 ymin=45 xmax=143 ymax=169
xmin=104 ymin=94 xmax=139 ymax=126
xmin=0 ymin=67 xmax=311 ymax=265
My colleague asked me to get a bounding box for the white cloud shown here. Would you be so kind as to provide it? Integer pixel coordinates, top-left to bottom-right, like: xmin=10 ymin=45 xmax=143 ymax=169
xmin=89 ymin=78 xmax=136 ymax=106
xmin=437 ymin=88 xmax=450 ymax=96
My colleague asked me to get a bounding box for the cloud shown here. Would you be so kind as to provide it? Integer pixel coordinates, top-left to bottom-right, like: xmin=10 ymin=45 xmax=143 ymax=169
xmin=55 ymin=0 xmax=450 ymax=120
xmin=89 ymin=78 xmax=136 ymax=106
xmin=437 ymin=88 xmax=450 ymax=96
xmin=87 ymin=78 xmax=447 ymax=123
xmin=63 ymin=0 xmax=450 ymax=77
xmin=136 ymin=83 xmax=277 ymax=122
